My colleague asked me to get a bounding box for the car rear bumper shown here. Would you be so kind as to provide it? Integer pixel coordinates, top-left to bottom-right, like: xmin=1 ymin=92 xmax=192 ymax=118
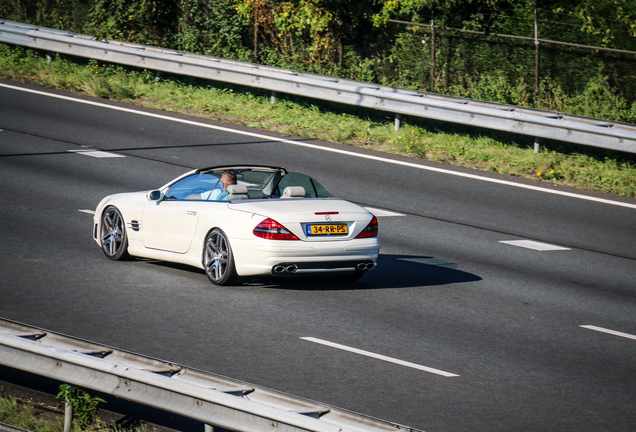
xmin=232 ymin=238 xmax=380 ymax=277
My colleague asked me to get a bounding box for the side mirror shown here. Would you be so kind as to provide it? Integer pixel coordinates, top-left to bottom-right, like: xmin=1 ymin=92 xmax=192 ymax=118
xmin=147 ymin=190 xmax=162 ymax=201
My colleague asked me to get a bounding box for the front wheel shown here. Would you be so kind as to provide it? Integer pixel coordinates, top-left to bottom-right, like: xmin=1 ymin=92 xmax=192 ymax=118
xmin=203 ymin=228 xmax=238 ymax=285
xmin=100 ymin=206 xmax=129 ymax=260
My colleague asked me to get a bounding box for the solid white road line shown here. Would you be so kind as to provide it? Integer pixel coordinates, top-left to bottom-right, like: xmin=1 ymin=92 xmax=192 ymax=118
xmin=78 ymin=209 xmax=95 ymax=215
xmin=4 ymin=82 xmax=635 ymax=210
xmin=300 ymin=337 xmax=459 ymax=377
xmin=499 ymin=240 xmax=571 ymax=251
xmin=68 ymin=149 xmax=125 ymax=158
xmin=580 ymin=325 xmax=636 ymax=341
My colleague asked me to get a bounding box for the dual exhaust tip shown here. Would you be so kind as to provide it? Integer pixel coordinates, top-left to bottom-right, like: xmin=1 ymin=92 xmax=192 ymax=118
xmin=272 ymin=262 xmax=375 ymax=274
xmin=273 ymin=264 xmax=299 ymax=274
xmin=356 ymin=262 xmax=374 ymax=271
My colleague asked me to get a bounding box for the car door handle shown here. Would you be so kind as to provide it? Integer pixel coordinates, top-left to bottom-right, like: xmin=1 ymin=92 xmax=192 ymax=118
xmin=186 ymin=210 xmax=197 ymax=216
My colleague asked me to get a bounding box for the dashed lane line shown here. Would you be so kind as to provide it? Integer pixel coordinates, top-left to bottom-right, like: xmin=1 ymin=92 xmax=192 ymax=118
xmin=580 ymin=325 xmax=636 ymax=341
xmin=68 ymin=149 xmax=125 ymax=158
xmin=301 ymin=337 xmax=459 ymax=377
xmin=499 ymin=240 xmax=571 ymax=251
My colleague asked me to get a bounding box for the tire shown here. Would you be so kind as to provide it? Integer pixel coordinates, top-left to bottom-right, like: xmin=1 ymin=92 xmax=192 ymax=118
xmin=203 ymin=228 xmax=238 ymax=285
xmin=100 ymin=206 xmax=129 ymax=261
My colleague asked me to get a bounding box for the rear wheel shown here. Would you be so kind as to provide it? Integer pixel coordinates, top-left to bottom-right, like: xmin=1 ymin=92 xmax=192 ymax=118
xmin=203 ymin=228 xmax=238 ymax=285
xmin=100 ymin=206 xmax=129 ymax=260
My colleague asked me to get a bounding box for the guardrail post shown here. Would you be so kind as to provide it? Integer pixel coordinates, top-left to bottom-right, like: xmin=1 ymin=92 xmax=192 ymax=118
xmin=155 ymin=71 xmax=162 ymax=82
xmin=271 ymin=91 xmax=277 ymax=104
xmin=204 ymin=424 xmax=215 ymax=432
xmin=395 ymin=113 xmax=401 ymax=131
xmin=64 ymin=401 xmax=73 ymax=432
xmin=534 ymin=137 xmax=541 ymax=153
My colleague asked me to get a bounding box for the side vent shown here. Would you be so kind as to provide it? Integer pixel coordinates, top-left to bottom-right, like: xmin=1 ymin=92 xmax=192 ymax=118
xmin=129 ymin=221 xmax=140 ymax=231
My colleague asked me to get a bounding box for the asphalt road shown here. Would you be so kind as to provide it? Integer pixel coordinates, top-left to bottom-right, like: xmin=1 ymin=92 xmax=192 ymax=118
xmin=1 ymin=80 xmax=635 ymax=431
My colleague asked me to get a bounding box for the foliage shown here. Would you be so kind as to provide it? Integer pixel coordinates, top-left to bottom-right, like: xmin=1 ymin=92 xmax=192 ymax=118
xmin=0 ymin=390 xmax=153 ymax=431
xmin=174 ymin=0 xmax=252 ymax=60
xmin=57 ymin=384 xmax=105 ymax=429
xmin=232 ymin=0 xmax=383 ymax=67
xmin=88 ymin=0 xmax=180 ymax=46
xmin=0 ymin=0 xmax=92 ymax=31
xmin=373 ymin=0 xmax=518 ymax=28
xmin=1 ymin=0 xmax=635 ymax=121
xmin=0 ymin=393 xmax=63 ymax=432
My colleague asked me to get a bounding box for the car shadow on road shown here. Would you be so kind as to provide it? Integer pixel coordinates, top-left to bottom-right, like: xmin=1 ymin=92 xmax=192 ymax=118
xmin=251 ymin=254 xmax=481 ymax=290
xmin=142 ymin=254 xmax=480 ymax=290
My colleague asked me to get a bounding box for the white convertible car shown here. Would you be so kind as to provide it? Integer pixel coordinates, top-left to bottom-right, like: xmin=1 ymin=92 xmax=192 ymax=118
xmin=93 ymin=165 xmax=379 ymax=285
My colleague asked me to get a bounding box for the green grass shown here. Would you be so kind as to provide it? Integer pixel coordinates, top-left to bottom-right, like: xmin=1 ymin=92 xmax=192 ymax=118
xmin=0 ymin=391 xmax=152 ymax=432
xmin=0 ymin=394 xmax=65 ymax=432
xmin=2 ymin=45 xmax=635 ymax=198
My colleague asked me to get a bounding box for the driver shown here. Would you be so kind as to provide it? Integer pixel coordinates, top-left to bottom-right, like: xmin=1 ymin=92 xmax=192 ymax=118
xmin=185 ymin=170 xmax=237 ymax=201
xmin=199 ymin=170 xmax=237 ymax=201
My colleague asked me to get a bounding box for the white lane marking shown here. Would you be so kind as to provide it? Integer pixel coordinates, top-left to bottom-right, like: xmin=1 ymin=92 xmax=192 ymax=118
xmin=300 ymin=337 xmax=459 ymax=377
xmin=4 ymin=83 xmax=635 ymax=210
xmin=364 ymin=207 xmax=404 ymax=217
xmin=499 ymin=240 xmax=571 ymax=251
xmin=79 ymin=209 xmax=95 ymax=215
xmin=68 ymin=149 xmax=125 ymax=158
xmin=581 ymin=325 xmax=636 ymax=341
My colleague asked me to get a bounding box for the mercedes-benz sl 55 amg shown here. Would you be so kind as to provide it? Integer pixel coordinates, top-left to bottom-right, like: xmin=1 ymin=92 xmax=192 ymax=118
xmin=93 ymin=165 xmax=379 ymax=285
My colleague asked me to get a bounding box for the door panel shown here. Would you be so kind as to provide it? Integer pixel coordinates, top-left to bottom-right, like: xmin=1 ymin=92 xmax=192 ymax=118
xmin=141 ymin=201 xmax=203 ymax=253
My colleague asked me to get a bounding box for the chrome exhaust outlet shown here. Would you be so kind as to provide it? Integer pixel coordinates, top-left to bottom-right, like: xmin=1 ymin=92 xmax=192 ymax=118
xmin=356 ymin=262 xmax=375 ymax=271
xmin=273 ymin=264 xmax=298 ymax=274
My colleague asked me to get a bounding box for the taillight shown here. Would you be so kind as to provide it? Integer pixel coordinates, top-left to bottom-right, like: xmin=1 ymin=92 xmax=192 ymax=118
xmin=253 ymin=218 xmax=299 ymax=240
xmin=355 ymin=216 xmax=378 ymax=238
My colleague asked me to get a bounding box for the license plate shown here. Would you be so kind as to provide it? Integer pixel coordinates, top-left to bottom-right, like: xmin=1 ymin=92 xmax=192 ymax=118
xmin=307 ymin=224 xmax=348 ymax=236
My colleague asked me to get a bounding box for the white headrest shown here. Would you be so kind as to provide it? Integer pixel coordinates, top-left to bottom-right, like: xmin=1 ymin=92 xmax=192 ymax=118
xmin=227 ymin=184 xmax=248 ymax=194
xmin=282 ymin=186 xmax=306 ymax=198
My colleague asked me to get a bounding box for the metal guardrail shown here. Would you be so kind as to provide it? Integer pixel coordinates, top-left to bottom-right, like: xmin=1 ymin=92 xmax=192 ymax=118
xmin=1 ymin=19 xmax=636 ymax=154
xmin=0 ymin=318 xmax=419 ymax=432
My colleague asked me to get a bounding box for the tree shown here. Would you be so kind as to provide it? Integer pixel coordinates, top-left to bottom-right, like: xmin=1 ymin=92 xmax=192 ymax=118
xmin=175 ymin=0 xmax=251 ymax=59
xmin=89 ymin=0 xmax=179 ymax=46
xmin=373 ymin=0 xmax=516 ymax=29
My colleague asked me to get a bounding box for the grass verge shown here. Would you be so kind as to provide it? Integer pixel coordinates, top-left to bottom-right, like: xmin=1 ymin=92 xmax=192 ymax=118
xmin=1 ymin=45 xmax=635 ymax=198
xmin=0 ymin=384 xmax=169 ymax=432
xmin=0 ymin=393 xmax=141 ymax=432
xmin=0 ymin=393 xmax=64 ymax=432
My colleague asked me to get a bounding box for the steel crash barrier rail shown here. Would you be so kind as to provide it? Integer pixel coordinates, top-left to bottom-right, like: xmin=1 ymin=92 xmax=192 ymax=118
xmin=1 ymin=19 xmax=635 ymax=154
xmin=0 ymin=318 xmax=419 ymax=432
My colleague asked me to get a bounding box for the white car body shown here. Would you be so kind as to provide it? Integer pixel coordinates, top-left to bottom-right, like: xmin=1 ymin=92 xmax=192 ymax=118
xmin=93 ymin=165 xmax=379 ymax=285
